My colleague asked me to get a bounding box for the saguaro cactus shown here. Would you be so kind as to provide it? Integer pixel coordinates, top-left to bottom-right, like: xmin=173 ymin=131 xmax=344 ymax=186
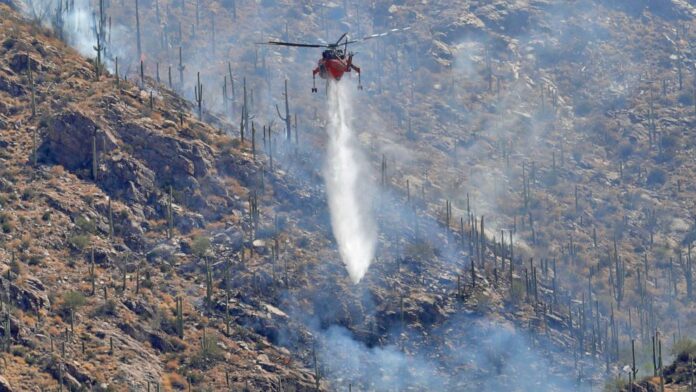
xmin=135 ymin=0 xmax=142 ymax=63
xmin=27 ymin=55 xmax=36 ymax=117
xmin=175 ymin=297 xmax=184 ymax=338
xmin=92 ymin=0 xmax=107 ymax=79
xmin=242 ymin=77 xmax=248 ymax=141
xmin=276 ymin=79 xmax=292 ymax=141
xmin=140 ymin=60 xmax=145 ymax=89
xmin=108 ymin=197 xmax=114 ymax=237
xmin=92 ymin=133 xmax=98 ymax=180
xmin=89 ymin=248 xmax=96 ymax=295
xmin=205 ymin=258 xmax=213 ymax=306
xmin=167 ymin=186 xmax=173 ymax=239
xmin=210 ymin=12 xmax=216 ymax=55
xmin=115 ymin=57 xmax=120 ymax=88
xmin=194 ymin=72 xmax=203 ymax=120
xmin=178 ymin=46 xmax=185 ymax=89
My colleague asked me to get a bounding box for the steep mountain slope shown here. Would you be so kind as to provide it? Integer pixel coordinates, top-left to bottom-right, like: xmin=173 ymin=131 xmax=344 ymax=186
xmin=0 ymin=4 xmax=323 ymax=390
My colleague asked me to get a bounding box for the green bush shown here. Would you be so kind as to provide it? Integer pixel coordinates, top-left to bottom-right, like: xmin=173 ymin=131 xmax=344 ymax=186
xmin=75 ymin=215 xmax=97 ymax=234
xmin=62 ymin=290 xmax=86 ymax=310
xmin=671 ymin=338 xmax=696 ymax=358
xmin=69 ymin=234 xmax=91 ymax=251
xmin=677 ymin=91 xmax=694 ymax=106
xmin=93 ymin=299 xmax=118 ymax=317
xmin=403 ymin=240 xmax=436 ymax=263
xmin=646 ymin=168 xmax=667 ymax=187
xmin=0 ymin=213 xmax=13 ymax=233
xmin=21 ymin=188 xmax=36 ymax=201
xmin=191 ymin=236 xmax=211 ymax=258
xmin=190 ymin=332 xmax=223 ymax=369
xmin=508 ymin=279 xmax=526 ymax=305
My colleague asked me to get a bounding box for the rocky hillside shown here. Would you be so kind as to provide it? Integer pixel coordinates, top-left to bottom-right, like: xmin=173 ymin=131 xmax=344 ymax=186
xmin=0 ymin=4 xmax=324 ymax=390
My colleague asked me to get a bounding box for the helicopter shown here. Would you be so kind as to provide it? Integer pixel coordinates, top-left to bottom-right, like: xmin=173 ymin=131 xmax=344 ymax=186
xmin=259 ymin=28 xmax=411 ymax=92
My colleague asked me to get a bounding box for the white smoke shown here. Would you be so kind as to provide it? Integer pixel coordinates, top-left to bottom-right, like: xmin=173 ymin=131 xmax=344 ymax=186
xmin=324 ymin=81 xmax=377 ymax=283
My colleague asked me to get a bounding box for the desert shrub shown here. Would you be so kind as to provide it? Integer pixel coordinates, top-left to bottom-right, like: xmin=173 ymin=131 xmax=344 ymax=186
xmin=9 ymin=257 xmax=22 ymax=276
xmin=93 ymin=299 xmax=118 ymax=317
xmin=167 ymin=373 xmax=187 ymax=389
xmin=603 ymin=376 xmax=627 ymax=392
xmin=677 ymin=91 xmax=694 ymax=106
xmin=660 ymin=134 xmax=678 ymax=153
xmin=191 ymin=235 xmax=210 ymax=258
xmin=27 ymin=254 xmax=43 ymax=266
xmin=508 ymin=279 xmax=526 ymax=305
xmin=574 ymin=99 xmax=593 ymax=117
xmin=618 ymin=143 xmax=634 ymax=160
xmin=671 ymin=338 xmax=696 ymax=359
xmin=190 ymin=333 xmax=223 ymax=369
xmin=0 ymin=213 xmax=13 ymax=233
xmin=68 ymin=234 xmax=91 ymax=251
xmin=75 ymin=215 xmax=96 ymax=234
xmin=646 ymin=168 xmax=667 ymax=187
xmin=61 ymin=291 xmax=86 ymax=313
xmin=21 ymin=188 xmax=36 ymax=201
xmin=403 ymin=240 xmax=437 ymax=263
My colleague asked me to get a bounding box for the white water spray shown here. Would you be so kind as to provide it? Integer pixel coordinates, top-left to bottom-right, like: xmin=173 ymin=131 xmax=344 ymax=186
xmin=325 ymin=81 xmax=377 ymax=283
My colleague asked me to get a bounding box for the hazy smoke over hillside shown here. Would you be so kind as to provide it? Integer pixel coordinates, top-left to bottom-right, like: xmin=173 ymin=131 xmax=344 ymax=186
xmin=325 ymin=81 xmax=377 ymax=283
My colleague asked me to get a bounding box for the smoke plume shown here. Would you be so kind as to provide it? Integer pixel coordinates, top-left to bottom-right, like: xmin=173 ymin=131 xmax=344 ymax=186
xmin=324 ymin=80 xmax=377 ymax=283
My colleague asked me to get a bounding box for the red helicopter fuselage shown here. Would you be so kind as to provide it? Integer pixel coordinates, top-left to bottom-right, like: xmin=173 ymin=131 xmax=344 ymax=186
xmin=311 ymin=50 xmax=362 ymax=92
xmin=313 ymin=52 xmax=360 ymax=81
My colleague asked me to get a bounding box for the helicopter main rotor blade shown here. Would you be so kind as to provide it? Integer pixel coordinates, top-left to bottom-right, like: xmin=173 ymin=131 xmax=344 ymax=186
xmin=260 ymin=41 xmax=327 ymax=48
xmin=348 ymin=27 xmax=412 ymax=45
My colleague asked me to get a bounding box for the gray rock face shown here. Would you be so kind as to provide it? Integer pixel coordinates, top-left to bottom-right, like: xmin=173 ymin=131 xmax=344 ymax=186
xmin=40 ymin=111 xmax=118 ymax=170
xmin=7 ymin=277 xmax=50 ymax=312
xmin=432 ymin=12 xmax=486 ymax=44
xmin=0 ymin=74 xmax=23 ymax=97
xmin=116 ymin=121 xmax=214 ymax=191
xmin=100 ymin=153 xmax=157 ymax=205
xmin=39 ymin=110 xmax=226 ymax=233
xmin=428 ymin=40 xmax=454 ymax=70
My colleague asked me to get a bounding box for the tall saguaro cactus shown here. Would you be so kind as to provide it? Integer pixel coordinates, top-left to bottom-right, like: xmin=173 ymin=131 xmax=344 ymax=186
xmin=92 ymin=133 xmax=98 ymax=181
xmin=135 ymin=0 xmax=142 ymax=63
xmin=92 ymin=0 xmax=106 ymax=79
xmin=175 ymin=297 xmax=184 ymax=339
xmin=194 ymin=72 xmax=203 ymax=120
xmin=276 ymin=79 xmax=292 ymax=141
xmin=178 ymin=46 xmax=185 ymax=89
xmin=242 ymin=77 xmax=248 ymax=141
xmin=27 ymin=55 xmax=36 ymax=117
xmin=210 ymin=12 xmax=216 ymax=55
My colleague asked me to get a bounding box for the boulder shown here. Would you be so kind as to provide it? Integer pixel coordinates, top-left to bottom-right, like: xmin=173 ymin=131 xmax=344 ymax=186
xmin=8 ymin=277 xmax=49 ymax=312
xmin=432 ymin=13 xmax=485 ymax=44
xmin=115 ymin=121 xmax=214 ymax=190
xmin=9 ymin=53 xmax=42 ymax=73
xmin=0 ymin=74 xmax=23 ymax=97
xmin=40 ymin=111 xmax=118 ymax=170
xmin=0 ymin=375 xmax=12 ymax=392
xmin=427 ymin=40 xmax=454 ymax=70
xmin=146 ymin=242 xmax=178 ymax=263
